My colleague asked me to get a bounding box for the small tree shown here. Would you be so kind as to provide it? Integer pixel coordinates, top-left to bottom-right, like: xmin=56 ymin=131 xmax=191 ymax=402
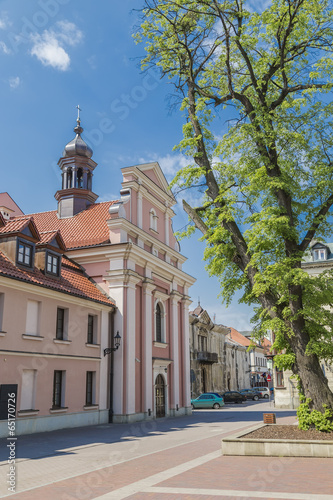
xmin=136 ymin=0 xmax=333 ymax=413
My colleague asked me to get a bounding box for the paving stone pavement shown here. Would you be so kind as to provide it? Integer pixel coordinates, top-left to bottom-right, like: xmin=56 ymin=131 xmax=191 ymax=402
xmin=0 ymin=401 xmax=332 ymax=500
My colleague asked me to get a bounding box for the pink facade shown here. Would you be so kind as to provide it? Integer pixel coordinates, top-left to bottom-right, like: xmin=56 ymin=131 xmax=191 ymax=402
xmin=0 ymin=120 xmax=195 ymax=430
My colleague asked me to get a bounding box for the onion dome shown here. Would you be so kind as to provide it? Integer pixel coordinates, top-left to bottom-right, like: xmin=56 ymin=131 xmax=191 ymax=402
xmin=63 ymin=109 xmax=93 ymax=159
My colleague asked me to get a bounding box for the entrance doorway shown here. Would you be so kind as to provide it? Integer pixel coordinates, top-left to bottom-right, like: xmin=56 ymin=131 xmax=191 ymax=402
xmin=155 ymin=374 xmax=165 ymax=418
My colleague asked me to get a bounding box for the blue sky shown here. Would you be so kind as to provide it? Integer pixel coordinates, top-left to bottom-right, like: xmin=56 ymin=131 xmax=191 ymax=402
xmin=0 ymin=0 xmax=254 ymax=330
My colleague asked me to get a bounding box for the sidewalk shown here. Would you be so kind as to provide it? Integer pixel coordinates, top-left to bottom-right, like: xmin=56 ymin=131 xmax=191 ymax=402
xmin=1 ymin=405 xmax=332 ymax=500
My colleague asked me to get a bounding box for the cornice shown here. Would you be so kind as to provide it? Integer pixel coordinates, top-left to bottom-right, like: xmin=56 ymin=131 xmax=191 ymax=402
xmin=68 ymin=242 xmax=196 ymax=287
xmin=0 ymin=275 xmax=114 ymax=311
xmin=106 ymin=218 xmax=186 ymax=263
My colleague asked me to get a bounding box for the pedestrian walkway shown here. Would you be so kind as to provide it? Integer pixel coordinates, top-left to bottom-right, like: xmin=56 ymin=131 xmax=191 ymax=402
xmin=1 ymin=404 xmax=331 ymax=499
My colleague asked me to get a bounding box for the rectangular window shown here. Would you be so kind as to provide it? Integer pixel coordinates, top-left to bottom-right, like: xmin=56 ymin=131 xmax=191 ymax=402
xmin=52 ymin=370 xmax=64 ymax=408
xmin=56 ymin=308 xmax=68 ymax=340
xmin=20 ymin=370 xmax=37 ymax=410
xmin=46 ymin=252 xmax=60 ymax=276
xmin=314 ymin=249 xmax=326 ymax=261
xmin=17 ymin=241 xmax=34 ymax=268
xmin=86 ymin=371 xmax=95 ymax=405
xmin=0 ymin=293 xmax=4 ymax=332
xmin=26 ymin=300 xmax=40 ymax=336
xmin=87 ymin=315 xmax=96 ymax=344
xmin=276 ymin=370 xmax=284 ymax=387
xmin=198 ymin=335 xmax=207 ymax=351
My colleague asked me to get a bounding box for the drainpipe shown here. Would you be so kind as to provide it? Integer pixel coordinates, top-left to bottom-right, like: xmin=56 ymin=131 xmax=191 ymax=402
xmin=108 ymin=311 xmax=114 ymax=423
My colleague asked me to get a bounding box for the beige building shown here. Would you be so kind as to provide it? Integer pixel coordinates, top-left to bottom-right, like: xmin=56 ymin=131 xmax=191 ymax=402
xmin=274 ymin=240 xmax=333 ymax=408
xmin=189 ymin=306 xmax=251 ymax=397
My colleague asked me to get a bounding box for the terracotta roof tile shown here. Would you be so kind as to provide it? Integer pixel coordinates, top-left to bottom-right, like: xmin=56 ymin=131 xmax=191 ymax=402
xmin=228 ymin=327 xmax=252 ymax=347
xmin=18 ymin=201 xmax=117 ymax=249
xmin=0 ymin=251 xmax=114 ymax=307
xmin=0 ymin=217 xmax=41 ymax=242
xmin=37 ymin=230 xmax=66 ymax=251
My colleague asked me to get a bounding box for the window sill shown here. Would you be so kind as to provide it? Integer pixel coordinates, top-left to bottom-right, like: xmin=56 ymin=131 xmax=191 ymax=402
xmin=53 ymin=339 xmax=72 ymax=345
xmin=0 ymin=331 xmax=7 ymax=337
xmin=18 ymin=409 xmax=39 ymax=417
xmin=153 ymin=341 xmax=168 ymax=349
xmin=149 ymin=228 xmax=159 ymax=234
xmin=85 ymin=343 xmax=100 ymax=348
xmin=83 ymin=404 xmax=99 ymax=410
xmin=49 ymin=407 xmax=68 ymax=414
xmin=275 ymin=386 xmax=286 ymax=390
xmin=22 ymin=334 xmax=44 ymax=341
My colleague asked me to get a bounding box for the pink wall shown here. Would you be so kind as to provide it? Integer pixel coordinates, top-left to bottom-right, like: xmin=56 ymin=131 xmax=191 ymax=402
xmin=178 ymin=301 xmax=184 ymax=406
xmin=0 ymin=284 xmax=104 ymax=416
xmin=135 ymin=284 xmax=143 ymax=413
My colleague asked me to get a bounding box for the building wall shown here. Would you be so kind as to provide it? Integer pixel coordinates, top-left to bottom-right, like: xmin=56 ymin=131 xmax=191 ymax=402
xmin=189 ymin=311 xmax=250 ymax=398
xmin=0 ymin=279 xmax=110 ymax=437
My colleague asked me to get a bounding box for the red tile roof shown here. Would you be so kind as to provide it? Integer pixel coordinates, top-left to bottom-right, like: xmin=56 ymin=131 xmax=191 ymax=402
xmin=37 ymin=230 xmax=66 ymax=251
xmin=228 ymin=327 xmax=252 ymax=347
xmin=0 ymin=251 xmax=114 ymax=307
xmin=0 ymin=217 xmax=40 ymax=240
xmin=18 ymin=201 xmax=117 ymax=249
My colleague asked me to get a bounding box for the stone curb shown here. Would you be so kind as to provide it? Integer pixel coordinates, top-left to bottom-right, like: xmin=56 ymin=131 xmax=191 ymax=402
xmin=221 ymin=423 xmax=333 ymax=457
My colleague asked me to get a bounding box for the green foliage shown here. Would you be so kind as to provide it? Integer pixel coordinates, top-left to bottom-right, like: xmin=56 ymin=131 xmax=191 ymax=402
xmin=297 ymin=397 xmax=333 ymax=432
xmin=137 ymin=0 xmax=333 ymax=407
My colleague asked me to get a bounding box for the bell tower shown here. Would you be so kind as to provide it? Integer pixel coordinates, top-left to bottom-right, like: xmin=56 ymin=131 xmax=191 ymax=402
xmin=55 ymin=106 xmax=98 ymax=218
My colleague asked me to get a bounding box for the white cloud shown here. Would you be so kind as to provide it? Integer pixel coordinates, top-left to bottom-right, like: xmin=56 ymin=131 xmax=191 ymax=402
xmin=0 ymin=13 xmax=11 ymax=30
xmin=9 ymin=76 xmax=20 ymax=89
xmin=30 ymin=21 xmax=83 ymax=71
xmin=0 ymin=41 xmax=10 ymax=54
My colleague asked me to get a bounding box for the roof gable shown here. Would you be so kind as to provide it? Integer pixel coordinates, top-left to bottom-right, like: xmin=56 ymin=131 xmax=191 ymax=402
xmin=0 ymin=192 xmax=24 ymax=217
xmin=0 ymin=217 xmax=40 ymax=241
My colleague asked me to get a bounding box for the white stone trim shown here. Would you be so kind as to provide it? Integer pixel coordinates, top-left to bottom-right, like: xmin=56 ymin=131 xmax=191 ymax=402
xmin=22 ymin=334 xmax=44 ymax=341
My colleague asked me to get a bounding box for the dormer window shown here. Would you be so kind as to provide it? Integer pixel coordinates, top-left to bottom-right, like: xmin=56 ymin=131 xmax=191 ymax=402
xmin=17 ymin=239 xmax=34 ymax=269
xmin=313 ymin=248 xmax=327 ymax=261
xmin=46 ymin=251 xmax=61 ymax=277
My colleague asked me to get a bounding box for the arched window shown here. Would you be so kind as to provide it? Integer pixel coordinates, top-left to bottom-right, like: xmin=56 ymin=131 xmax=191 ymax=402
xmin=150 ymin=209 xmax=157 ymax=232
xmin=67 ymin=168 xmax=72 ymax=189
xmin=156 ymin=302 xmax=162 ymax=342
xmin=77 ymin=168 xmax=83 ymax=188
xmin=87 ymin=172 xmax=92 ymax=191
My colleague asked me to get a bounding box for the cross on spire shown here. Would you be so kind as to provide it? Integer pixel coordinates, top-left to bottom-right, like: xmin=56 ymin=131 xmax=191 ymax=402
xmin=76 ymin=104 xmax=81 ymax=123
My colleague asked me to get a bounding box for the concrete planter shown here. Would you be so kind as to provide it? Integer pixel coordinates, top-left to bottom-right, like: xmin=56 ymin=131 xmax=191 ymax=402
xmin=221 ymin=423 xmax=333 ymax=458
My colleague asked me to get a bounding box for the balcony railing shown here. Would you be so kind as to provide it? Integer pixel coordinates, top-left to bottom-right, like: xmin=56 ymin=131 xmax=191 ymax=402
xmin=197 ymin=351 xmax=218 ymax=364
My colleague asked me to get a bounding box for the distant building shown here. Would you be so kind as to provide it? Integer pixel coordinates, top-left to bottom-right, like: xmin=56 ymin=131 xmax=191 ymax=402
xmin=274 ymin=240 xmax=333 ymax=408
xmin=189 ymin=306 xmax=250 ymax=397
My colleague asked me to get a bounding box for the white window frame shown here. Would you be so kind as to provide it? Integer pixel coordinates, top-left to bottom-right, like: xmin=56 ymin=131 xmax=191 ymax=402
xmin=154 ymin=299 xmax=166 ymax=344
xmin=25 ymin=300 xmax=41 ymax=336
xmin=150 ymin=208 xmax=158 ymax=232
xmin=20 ymin=369 xmax=37 ymax=411
xmin=313 ymin=248 xmax=327 ymax=261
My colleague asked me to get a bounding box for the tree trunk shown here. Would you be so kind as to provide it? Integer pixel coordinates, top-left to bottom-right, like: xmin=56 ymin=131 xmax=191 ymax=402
xmin=291 ymin=335 xmax=333 ymax=410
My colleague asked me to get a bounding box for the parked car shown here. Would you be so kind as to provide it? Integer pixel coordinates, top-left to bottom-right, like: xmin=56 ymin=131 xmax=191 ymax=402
xmin=220 ymin=391 xmax=246 ymax=403
xmin=239 ymin=389 xmax=261 ymax=401
xmin=191 ymin=393 xmax=224 ymax=409
xmin=253 ymin=387 xmax=270 ymax=399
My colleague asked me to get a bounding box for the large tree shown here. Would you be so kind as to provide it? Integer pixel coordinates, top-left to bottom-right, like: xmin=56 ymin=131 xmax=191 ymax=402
xmin=136 ymin=0 xmax=333 ymax=412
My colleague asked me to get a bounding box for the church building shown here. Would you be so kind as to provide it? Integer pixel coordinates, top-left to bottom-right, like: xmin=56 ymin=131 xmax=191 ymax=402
xmin=1 ymin=113 xmax=195 ymax=426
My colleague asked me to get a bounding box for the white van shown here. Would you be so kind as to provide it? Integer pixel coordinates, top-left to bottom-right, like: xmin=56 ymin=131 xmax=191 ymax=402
xmin=253 ymin=387 xmax=270 ymax=399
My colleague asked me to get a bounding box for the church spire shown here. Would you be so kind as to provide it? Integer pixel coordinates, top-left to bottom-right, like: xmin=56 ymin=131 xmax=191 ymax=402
xmin=55 ymin=107 xmax=98 ymax=218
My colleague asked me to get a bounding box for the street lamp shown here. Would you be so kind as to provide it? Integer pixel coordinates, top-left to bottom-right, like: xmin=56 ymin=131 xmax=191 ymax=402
xmin=104 ymin=331 xmax=121 ymax=356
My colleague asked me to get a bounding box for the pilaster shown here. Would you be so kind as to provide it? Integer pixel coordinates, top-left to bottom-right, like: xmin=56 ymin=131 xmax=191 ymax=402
xmin=181 ymin=296 xmax=192 ymax=409
xmin=142 ymin=279 xmax=155 ymax=416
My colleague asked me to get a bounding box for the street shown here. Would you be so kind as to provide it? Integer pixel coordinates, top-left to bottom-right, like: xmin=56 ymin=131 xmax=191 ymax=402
xmin=0 ymin=400 xmax=332 ymax=500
